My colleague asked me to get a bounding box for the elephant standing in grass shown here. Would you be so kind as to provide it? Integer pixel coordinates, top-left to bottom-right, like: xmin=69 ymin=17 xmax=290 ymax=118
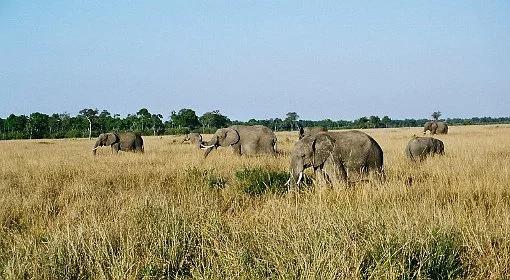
xmin=201 ymin=125 xmax=277 ymax=158
xmin=423 ymin=121 xmax=448 ymax=134
xmin=289 ymin=131 xmax=384 ymax=186
xmin=92 ymin=132 xmax=144 ymax=155
xmin=298 ymin=127 xmax=328 ymax=139
xmin=181 ymin=133 xmax=203 ymax=148
xmin=406 ymin=136 xmax=444 ymax=162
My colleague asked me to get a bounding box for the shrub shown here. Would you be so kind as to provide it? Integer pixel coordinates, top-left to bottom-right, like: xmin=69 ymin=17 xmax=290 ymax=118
xmin=360 ymin=230 xmax=467 ymax=279
xmin=235 ymin=168 xmax=289 ymax=195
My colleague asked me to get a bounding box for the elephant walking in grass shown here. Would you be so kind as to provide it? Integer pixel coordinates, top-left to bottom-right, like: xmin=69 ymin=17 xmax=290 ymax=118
xmin=181 ymin=133 xmax=203 ymax=148
xmin=289 ymin=131 xmax=384 ymax=186
xmin=298 ymin=126 xmax=328 ymax=139
xmin=92 ymin=132 xmax=144 ymax=155
xmin=423 ymin=121 xmax=448 ymax=134
xmin=200 ymin=125 xmax=277 ymax=158
xmin=406 ymin=136 xmax=444 ymax=162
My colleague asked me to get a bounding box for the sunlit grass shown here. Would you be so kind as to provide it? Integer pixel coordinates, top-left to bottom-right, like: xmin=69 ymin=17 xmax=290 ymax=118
xmin=0 ymin=125 xmax=509 ymax=279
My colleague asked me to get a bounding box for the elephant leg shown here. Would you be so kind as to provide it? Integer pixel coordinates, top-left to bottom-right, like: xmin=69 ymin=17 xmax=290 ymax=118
xmin=328 ymin=162 xmax=347 ymax=184
xmin=112 ymin=143 xmax=120 ymax=154
xmin=231 ymin=143 xmax=242 ymax=156
xmin=314 ymin=166 xmax=330 ymax=186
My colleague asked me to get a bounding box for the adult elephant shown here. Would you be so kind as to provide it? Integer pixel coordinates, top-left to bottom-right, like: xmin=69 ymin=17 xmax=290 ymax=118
xmin=289 ymin=131 xmax=384 ymax=186
xmin=200 ymin=125 xmax=277 ymax=158
xmin=406 ymin=136 xmax=444 ymax=162
xmin=92 ymin=132 xmax=144 ymax=155
xmin=298 ymin=126 xmax=328 ymax=139
xmin=423 ymin=121 xmax=448 ymax=134
xmin=181 ymin=133 xmax=202 ymax=148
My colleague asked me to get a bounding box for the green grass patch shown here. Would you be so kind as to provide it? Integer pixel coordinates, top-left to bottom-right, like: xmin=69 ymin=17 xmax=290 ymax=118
xmin=235 ymin=167 xmax=289 ymax=195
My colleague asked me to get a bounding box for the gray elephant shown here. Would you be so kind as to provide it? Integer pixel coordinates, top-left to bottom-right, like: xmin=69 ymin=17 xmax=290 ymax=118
xmin=181 ymin=133 xmax=203 ymax=148
xmin=298 ymin=126 xmax=328 ymax=139
xmin=406 ymin=136 xmax=444 ymax=162
xmin=289 ymin=131 xmax=384 ymax=186
xmin=423 ymin=121 xmax=448 ymax=134
xmin=200 ymin=125 xmax=277 ymax=158
xmin=92 ymin=132 xmax=144 ymax=155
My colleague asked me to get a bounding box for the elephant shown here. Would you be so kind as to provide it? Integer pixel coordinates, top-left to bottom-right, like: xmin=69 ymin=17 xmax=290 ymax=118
xmin=289 ymin=131 xmax=384 ymax=186
xmin=181 ymin=133 xmax=203 ymax=148
xmin=423 ymin=121 xmax=448 ymax=134
xmin=200 ymin=125 xmax=277 ymax=158
xmin=92 ymin=132 xmax=144 ymax=155
xmin=298 ymin=126 xmax=328 ymax=139
xmin=406 ymin=136 xmax=444 ymax=162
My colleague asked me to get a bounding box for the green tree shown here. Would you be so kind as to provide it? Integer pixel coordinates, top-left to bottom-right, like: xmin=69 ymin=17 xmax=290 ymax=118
xmin=284 ymin=112 xmax=299 ymax=131
xmin=151 ymin=113 xmax=164 ymax=136
xmin=79 ymin=108 xmax=98 ymax=139
xmin=5 ymin=114 xmax=28 ymax=139
xmin=28 ymin=112 xmax=50 ymax=139
xmin=355 ymin=116 xmax=370 ymax=129
xmin=136 ymin=108 xmax=151 ymax=132
xmin=369 ymin=116 xmax=381 ymax=128
xmin=170 ymin=108 xmax=201 ymax=129
xmin=432 ymin=111 xmax=442 ymax=120
xmin=200 ymin=110 xmax=231 ymax=129
xmin=381 ymin=116 xmax=391 ymax=128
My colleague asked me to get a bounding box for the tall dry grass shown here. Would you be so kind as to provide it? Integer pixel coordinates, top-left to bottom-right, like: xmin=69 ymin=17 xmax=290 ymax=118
xmin=0 ymin=125 xmax=509 ymax=279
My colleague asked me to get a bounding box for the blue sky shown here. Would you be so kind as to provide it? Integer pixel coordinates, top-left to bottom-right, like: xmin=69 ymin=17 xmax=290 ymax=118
xmin=1 ymin=1 xmax=509 ymax=120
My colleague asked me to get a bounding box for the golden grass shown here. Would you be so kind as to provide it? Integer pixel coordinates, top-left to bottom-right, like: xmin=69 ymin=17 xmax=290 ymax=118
xmin=1 ymin=125 xmax=509 ymax=279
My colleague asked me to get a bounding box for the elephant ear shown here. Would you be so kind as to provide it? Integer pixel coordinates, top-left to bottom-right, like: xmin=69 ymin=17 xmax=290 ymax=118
xmin=312 ymin=133 xmax=335 ymax=167
xmin=105 ymin=133 xmax=118 ymax=146
xmin=223 ymin=129 xmax=240 ymax=147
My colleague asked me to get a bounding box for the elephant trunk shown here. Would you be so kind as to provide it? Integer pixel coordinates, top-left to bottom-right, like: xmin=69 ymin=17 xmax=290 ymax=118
xmin=289 ymin=157 xmax=305 ymax=187
xmin=92 ymin=140 xmax=101 ymax=155
xmin=201 ymin=136 xmax=218 ymax=158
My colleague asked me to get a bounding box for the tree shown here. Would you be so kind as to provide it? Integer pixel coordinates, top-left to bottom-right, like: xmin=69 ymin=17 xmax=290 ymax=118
xmin=381 ymin=116 xmax=391 ymax=128
xmin=151 ymin=114 xmax=163 ymax=136
xmin=170 ymin=108 xmax=201 ymax=129
xmin=432 ymin=111 xmax=442 ymax=121
xmin=136 ymin=108 xmax=151 ymax=132
xmin=200 ymin=110 xmax=231 ymax=129
xmin=355 ymin=116 xmax=370 ymax=129
xmin=284 ymin=112 xmax=299 ymax=131
xmin=29 ymin=112 xmax=50 ymax=139
xmin=79 ymin=108 xmax=98 ymax=139
xmin=368 ymin=116 xmax=381 ymax=128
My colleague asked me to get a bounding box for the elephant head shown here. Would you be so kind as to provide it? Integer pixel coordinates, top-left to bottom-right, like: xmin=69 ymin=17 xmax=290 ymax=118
xmin=181 ymin=133 xmax=202 ymax=147
xmin=200 ymin=128 xmax=240 ymax=158
xmin=289 ymin=133 xmax=335 ymax=185
xmin=423 ymin=121 xmax=439 ymax=134
xmin=92 ymin=133 xmax=118 ymax=155
xmin=299 ymin=126 xmax=328 ymax=139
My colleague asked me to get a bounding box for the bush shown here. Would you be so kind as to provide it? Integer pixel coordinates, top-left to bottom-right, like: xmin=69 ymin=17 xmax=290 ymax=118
xmin=235 ymin=168 xmax=289 ymax=195
xmin=360 ymin=230 xmax=467 ymax=279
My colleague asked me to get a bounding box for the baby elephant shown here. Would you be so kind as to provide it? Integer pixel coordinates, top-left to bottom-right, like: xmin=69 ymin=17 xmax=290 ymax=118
xmin=92 ymin=132 xmax=144 ymax=155
xmin=181 ymin=133 xmax=203 ymax=148
xmin=406 ymin=136 xmax=444 ymax=162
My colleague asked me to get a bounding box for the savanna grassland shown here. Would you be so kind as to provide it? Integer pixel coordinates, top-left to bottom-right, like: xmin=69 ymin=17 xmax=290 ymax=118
xmin=0 ymin=125 xmax=509 ymax=279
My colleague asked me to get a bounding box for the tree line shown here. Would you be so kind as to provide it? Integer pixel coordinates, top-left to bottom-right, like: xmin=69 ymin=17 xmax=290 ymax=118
xmin=0 ymin=108 xmax=509 ymax=140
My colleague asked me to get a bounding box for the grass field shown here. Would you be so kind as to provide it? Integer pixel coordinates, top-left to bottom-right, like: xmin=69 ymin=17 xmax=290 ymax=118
xmin=1 ymin=125 xmax=509 ymax=279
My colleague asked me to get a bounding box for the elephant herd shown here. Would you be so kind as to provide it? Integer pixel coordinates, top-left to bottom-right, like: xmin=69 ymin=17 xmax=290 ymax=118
xmin=92 ymin=121 xmax=448 ymax=187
